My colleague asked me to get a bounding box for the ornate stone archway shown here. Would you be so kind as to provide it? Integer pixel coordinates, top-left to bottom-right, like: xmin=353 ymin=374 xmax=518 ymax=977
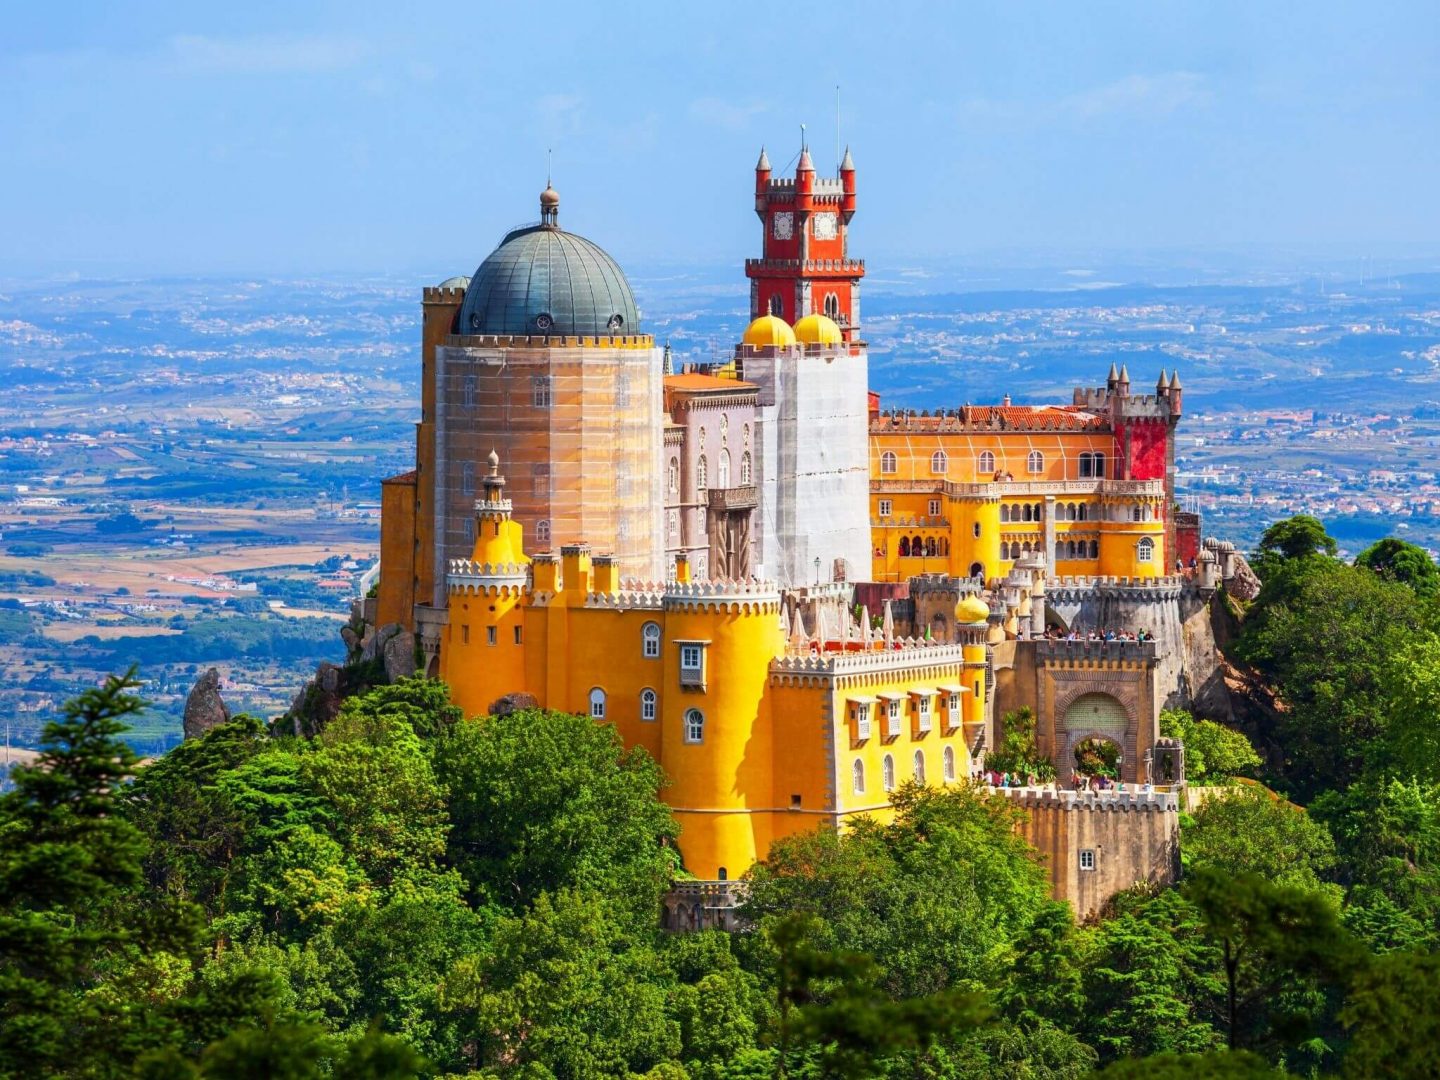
xmin=1054 ymin=687 xmax=1138 ymax=783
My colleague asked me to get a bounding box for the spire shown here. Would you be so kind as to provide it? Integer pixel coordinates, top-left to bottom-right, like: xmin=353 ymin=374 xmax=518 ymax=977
xmin=797 ymin=146 xmax=814 ymax=173
xmin=1157 ymin=368 xmax=1169 ymax=392
xmin=840 ymin=145 xmax=855 ymax=171
xmin=1169 ymin=369 xmax=1182 ymax=390
xmin=1118 ymin=364 xmax=1130 ymax=384
xmin=756 ymin=146 xmax=770 ymax=171
xmin=662 ymin=342 xmax=673 ymax=375
xmin=1107 ymin=361 xmax=1119 ymax=384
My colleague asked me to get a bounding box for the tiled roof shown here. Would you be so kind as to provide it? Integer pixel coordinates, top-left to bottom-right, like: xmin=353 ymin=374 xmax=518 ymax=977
xmin=382 ymin=470 xmax=418 ymax=484
xmin=871 ymin=405 xmax=1107 ymax=433
xmin=664 ymin=373 xmax=757 ymax=392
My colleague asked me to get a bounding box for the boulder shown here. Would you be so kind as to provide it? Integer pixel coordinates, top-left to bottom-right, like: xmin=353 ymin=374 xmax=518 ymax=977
xmin=361 ymin=622 xmax=405 ymax=665
xmin=489 ymin=692 xmax=539 ymax=717
xmin=183 ymin=668 xmax=230 ymax=740
xmin=383 ymin=629 xmax=417 ymax=683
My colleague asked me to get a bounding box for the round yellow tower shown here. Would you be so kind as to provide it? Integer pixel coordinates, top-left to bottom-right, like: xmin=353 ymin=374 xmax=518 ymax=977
xmin=658 ymin=581 xmax=785 ymax=879
xmin=440 ymin=452 xmax=531 ymax=712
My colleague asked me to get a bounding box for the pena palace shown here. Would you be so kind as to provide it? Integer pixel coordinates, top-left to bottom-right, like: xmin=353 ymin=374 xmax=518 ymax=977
xmin=368 ymin=141 xmax=1222 ymax=923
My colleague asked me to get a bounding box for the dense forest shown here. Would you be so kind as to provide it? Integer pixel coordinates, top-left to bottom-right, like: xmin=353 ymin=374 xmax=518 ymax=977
xmin=3 ymin=515 xmax=1440 ymax=1078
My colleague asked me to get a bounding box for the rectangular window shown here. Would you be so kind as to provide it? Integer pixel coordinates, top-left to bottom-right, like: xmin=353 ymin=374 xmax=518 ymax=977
xmin=886 ymin=700 xmax=901 ymax=739
xmin=513 ymin=625 xmax=523 ymax=645
xmin=1079 ymin=849 xmax=1097 ymax=872
xmin=916 ymin=695 xmax=932 ymax=733
xmin=464 ymin=517 xmax=474 ymax=543
xmin=461 ymin=625 xmax=469 ymax=644
xmin=463 ymin=374 xmax=476 ymax=408
xmin=853 ymin=705 xmax=871 ymax=741
xmin=532 ymin=376 xmax=552 ymax=408
xmin=486 ymin=626 xmax=497 ymax=646
xmin=679 ymin=642 xmax=706 ymax=688
xmin=947 ymin=693 xmax=962 ymax=729
xmin=878 ymin=499 xmax=892 ymax=518
xmin=928 ymin=498 xmax=941 ymax=517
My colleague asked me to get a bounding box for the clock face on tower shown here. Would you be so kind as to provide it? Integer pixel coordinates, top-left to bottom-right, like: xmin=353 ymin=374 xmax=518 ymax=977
xmin=812 ymin=212 xmax=838 ymax=241
xmin=772 ymin=212 xmax=793 ymax=240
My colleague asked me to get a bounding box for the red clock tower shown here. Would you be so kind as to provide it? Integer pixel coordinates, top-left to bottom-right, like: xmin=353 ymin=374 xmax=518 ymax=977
xmin=747 ymin=142 xmax=864 ymax=342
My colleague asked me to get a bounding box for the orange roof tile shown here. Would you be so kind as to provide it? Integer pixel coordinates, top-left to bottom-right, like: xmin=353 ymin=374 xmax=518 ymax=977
xmin=664 ymin=373 xmax=758 ymax=392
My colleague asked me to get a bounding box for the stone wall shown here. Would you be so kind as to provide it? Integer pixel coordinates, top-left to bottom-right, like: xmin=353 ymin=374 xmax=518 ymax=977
xmin=1001 ymin=787 xmax=1181 ymax=919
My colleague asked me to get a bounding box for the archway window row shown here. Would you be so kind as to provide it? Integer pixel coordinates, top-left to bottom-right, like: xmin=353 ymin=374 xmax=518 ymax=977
xmin=1054 ymin=539 xmax=1101 ymax=561
xmin=898 ymin=535 xmax=950 ymax=558
xmin=1055 ymin=502 xmax=1091 ymax=522
xmin=999 ymin=503 xmax=1045 ymax=523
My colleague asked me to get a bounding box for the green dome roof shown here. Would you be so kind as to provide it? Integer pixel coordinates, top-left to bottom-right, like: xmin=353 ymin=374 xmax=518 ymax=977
xmin=458 ymin=193 xmax=638 ymax=337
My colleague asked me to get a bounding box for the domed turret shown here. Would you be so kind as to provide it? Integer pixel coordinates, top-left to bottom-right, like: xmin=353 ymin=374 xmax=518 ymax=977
xmin=793 ymin=312 xmax=843 ymax=345
xmin=955 ymin=594 xmax=990 ymax=625
xmin=457 ymin=187 xmax=639 ymax=338
xmin=742 ymin=314 xmax=796 ymax=347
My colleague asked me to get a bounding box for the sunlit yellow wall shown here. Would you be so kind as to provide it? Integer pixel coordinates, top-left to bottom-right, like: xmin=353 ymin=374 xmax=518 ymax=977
xmin=871 ymin=430 xmax=1112 ymax=483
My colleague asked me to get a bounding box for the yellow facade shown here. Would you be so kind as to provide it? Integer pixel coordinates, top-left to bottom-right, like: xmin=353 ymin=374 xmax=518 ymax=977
xmin=869 ymin=424 xmax=1167 ymax=584
xmin=438 ymin=468 xmax=988 ymax=880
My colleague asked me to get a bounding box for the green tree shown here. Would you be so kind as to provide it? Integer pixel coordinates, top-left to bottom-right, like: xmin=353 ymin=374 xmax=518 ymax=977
xmin=1183 ymin=867 xmax=1359 ymax=1060
xmin=1339 ymin=950 xmax=1440 ymax=1079
xmin=1185 ymin=786 xmax=1338 ymax=893
xmin=439 ymin=889 xmax=679 ymax=1078
xmin=985 ymin=707 xmax=1055 ymax=780
xmin=743 ymin=783 xmax=1049 ymax=999
xmin=436 ymin=708 xmax=678 ymax=923
xmin=1092 ymin=1049 xmax=1293 ymax=1078
xmin=1356 ymin=537 xmax=1440 ymax=597
xmin=1233 ymin=557 xmax=1433 ymax=799
xmin=1373 ymin=637 xmax=1440 ymax=784
xmin=1253 ymin=513 xmax=1337 ymax=573
xmin=1158 ymin=710 xmax=1261 ymax=784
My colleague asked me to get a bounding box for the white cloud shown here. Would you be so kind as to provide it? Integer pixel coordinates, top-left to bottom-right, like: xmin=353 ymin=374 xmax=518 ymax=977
xmin=689 ymin=97 xmax=767 ymax=131
xmin=1060 ymin=72 xmax=1211 ymax=120
xmin=535 ymin=93 xmax=585 ymax=134
xmin=168 ymin=33 xmax=370 ymax=75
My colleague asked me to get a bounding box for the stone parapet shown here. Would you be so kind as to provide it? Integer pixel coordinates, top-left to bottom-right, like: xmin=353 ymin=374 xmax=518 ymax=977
xmin=992 ymin=786 xmax=1179 ymax=812
xmin=662 ymin=579 xmax=782 ymax=614
xmin=1035 ymin=639 xmax=1158 ymax=665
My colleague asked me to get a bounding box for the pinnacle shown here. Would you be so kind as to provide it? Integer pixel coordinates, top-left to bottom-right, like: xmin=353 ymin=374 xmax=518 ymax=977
xmin=756 ymin=146 xmax=770 ymax=171
xmin=840 ymin=145 xmax=855 ymax=171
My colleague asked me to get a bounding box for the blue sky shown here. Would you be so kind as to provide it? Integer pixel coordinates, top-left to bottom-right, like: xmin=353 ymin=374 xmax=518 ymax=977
xmin=2 ymin=1 xmax=1437 ymax=275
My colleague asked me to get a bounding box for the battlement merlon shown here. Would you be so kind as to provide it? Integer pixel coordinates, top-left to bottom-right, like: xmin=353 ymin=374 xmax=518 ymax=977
xmin=422 ymin=286 xmax=467 ymax=304
xmin=992 ymin=786 xmax=1180 ymax=812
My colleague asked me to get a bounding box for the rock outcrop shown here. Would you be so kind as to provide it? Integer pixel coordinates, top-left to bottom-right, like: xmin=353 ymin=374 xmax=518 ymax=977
xmin=489 ymin=691 xmax=539 ymax=717
xmin=183 ymin=667 xmax=230 ymax=740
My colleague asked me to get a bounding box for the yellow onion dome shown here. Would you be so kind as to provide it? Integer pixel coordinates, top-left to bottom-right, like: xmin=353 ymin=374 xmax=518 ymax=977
xmin=955 ymin=594 xmax=991 ymax=625
xmin=793 ymin=312 xmax=843 ymax=345
xmin=742 ymin=314 xmax=796 ymax=347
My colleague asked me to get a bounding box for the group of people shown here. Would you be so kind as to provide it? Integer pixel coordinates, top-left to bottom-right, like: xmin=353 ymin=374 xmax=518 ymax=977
xmin=1045 ymin=626 xmax=1152 ymax=643
xmin=974 ymin=770 xmax=1154 ymax=795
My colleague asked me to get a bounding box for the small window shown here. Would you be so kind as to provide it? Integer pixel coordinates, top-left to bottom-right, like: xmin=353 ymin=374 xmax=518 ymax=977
xmin=882 ymin=754 xmax=896 ymax=792
xmin=668 ymin=457 xmax=679 ymax=493
xmin=1080 ymin=849 xmax=1097 ymax=872
xmin=1027 ymin=450 xmax=1044 ymax=474
xmin=740 ymin=451 xmax=752 ymax=485
xmin=972 ymin=522 xmax=981 ymax=538
xmin=486 ymin=626 xmax=497 ymax=646
xmin=589 ymin=688 xmax=606 ymax=719
xmin=930 ymin=450 xmax=948 ymax=475
xmin=1138 ymin=536 xmax=1155 ymax=563
xmin=718 ymin=449 xmax=731 ymax=488
xmin=513 ymin=625 xmax=523 ymax=645
xmin=535 ymin=521 xmax=551 ymax=546
xmin=928 ymin=498 xmax=941 ymax=517
xmin=680 ymin=643 xmax=706 ymax=687
xmin=913 ymin=749 xmax=927 ymax=785
xmin=916 ymin=695 xmax=932 ymax=734
xmin=880 ymin=451 xmax=897 ymax=475
xmin=640 ymin=688 xmax=657 ymax=721
xmin=461 ymin=461 xmax=475 ymax=495
xmin=943 ymin=745 xmax=956 ymax=782
xmin=852 ymin=759 xmax=865 ymax=794
xmin=684 ymin=708 xmax=705 ymax=743
xmin=464 ymin=517 xmax=474 ymax=543
xmin=532 ymin=464 xmax=550 ymax=497
xmin=886 ymin=700 xmax=901 ymax=739
xmin=463 ymin=374 xmax=476 ymax=408
xmin=791 ymin=793 xmax=802 ymax=808
xmin=1092 ymin=452 xmax=1105 ymax=479
xmin=697 ymin=455 xmax=708 ymax=490
xmin=532 ymin=376 xmax=552 ymax=408
xmin=717 ymin=866 xmax=727 ymax=881
xmin=1132 ymin=506 xmax=1144 ymax=523
xmin=769 ymin=293 xmax=783 ymax=317
xmin=978 ymin=450 xmax=996 ymax=474
xmin=1000 ymin=505 xmax=1011 ymax=523
xmin=642 ymin=621 xmax=661 ymax=658
xmin=824 ymin=292 xmax=841 ymax=320
xmin=853 ymin=703 xmax=872 ymax=741
xmin=461 ymin=624 xmax=469 ymax=644
xmin=878 ymin=499 xmax=892 ymax=518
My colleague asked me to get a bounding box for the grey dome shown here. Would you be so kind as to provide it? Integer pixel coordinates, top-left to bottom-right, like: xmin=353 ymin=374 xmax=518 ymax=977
xmin=458 ymin=222 xmax=639 ymax=337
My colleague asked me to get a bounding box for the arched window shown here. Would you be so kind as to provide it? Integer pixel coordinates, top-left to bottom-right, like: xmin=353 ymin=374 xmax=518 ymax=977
xmin=1000 ymin=505 xmax=1011 ymax=523
xmin=824 ymin=293 xmax=841 ymax=319
xmin=925 ymin=536 xmax=938 ymax=557
xmin=740 ymin=451 xmax=752 ymax=485
xmin=1132 ymin=505 xmax=1143 ymax=522
xmin=1138 ymin=537 xmax=1155 ymax=563
xmin=589 ymin=688 xmax=606 ymax=719
xmin=1022 ymin=541 xmax=1033 ymax=556
xmin=852 ymin=759 xmax=865 ymax=794
xmin=684 ymin=708 xmax=705 ymax=743
xmin=978 ymin=450 xmax=996 ymax=474
xmin=910 ymin=535 xmax=922 ymax=557
xmin=769 ymin=294 xmax=783 ymax=317
xmin=1093 ymin=452 xmax=1105 ymax=479
xmin=536 ymin=520 xmax=551 ymax=545
xmin=1078 ymin=503 xmax=1088 ymax=522
xmin=668 ymin=457 xmax=679 ymax=493
xmin=461 ymin=461 xmax=474 ymax=495
xmin=913 ymin=749 xmax=927 ymax=784
xmin=718 ymin=449 xmax=731 ymax=488
xmin=697 ymin=455 xmax=708 ymax=490
xmin=642 ymin=621 xmax=661 ymax=659
xmin=898 ymin=536 xmax=910 ymax=557
xmin=880 ymin=451 xmax=897 ymax=475
xmin=640 ymin=688 xmax=657 ymax=721
xmin=882 ymin=754 xmax=896 ymax=792
xmin=930 ymin=450 xmax=948 ymax=475
xmin=1022 ymin=504 xmax=1033 ymax=523
xmin=1078 ymin=452 xmax=1091 ymax=478
xmin=1027 ymin=450 xmax=1044 ymax=474
xmin=943 ymin=745 xmax=956 ymax=782
xmin=1067 ymin=540 xmax=1077 ymax=559
xmin=463 ymin=374 xmax=476 ymax=408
